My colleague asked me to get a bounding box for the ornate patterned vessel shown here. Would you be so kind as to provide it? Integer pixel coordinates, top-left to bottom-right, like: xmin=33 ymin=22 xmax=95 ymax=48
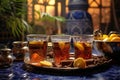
xmin=65 ymin=0 xmax=93 ymax=35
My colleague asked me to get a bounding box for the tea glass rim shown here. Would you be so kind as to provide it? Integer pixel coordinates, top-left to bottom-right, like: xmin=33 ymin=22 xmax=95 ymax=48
xmin=51 ymin=34 xmax=71 ymax=37
xmin=50 ymin=34 xmax=71 ymax=42
xmin=27 ymin=34 xmax=49 ymax=41
xmin=27 ymin=34 xmax=48 ymax=37
xmin=72 ymin=34 xmax=94 ymax=42
xmin=72 ymin=34 xmax=94 ymax=38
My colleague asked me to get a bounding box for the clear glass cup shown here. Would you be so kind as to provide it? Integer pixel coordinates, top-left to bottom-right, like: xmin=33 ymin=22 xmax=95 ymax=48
xmin=73 ymin=34 xmax=93 ymax=59
xmin=12 ymin=41 xmax=28 ymax=61
xmin=27 ymin=34 xmax=49 ymax=63
xmin=51 ymin=35 xmax=71 ymax=65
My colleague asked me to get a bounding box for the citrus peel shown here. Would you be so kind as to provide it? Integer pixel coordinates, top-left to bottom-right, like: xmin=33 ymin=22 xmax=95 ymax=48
xmin=29 ymin=41 xmax=43 ymax=45
xmin=40 ymin=60 xmax=53 ymax=67
xmin=111 ymin=37 xmax=120 ymax=42
xmin=73 ymin=57 xmax=86 ymax=68
xmin=58 ymin=41 xmax=65 ymax=50
xmin=74 ymin=42 xmax=84 ymax=51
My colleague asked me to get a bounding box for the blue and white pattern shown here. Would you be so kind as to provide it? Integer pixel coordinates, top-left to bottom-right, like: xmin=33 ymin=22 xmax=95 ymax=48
xmin=65 ymin=0 xmax=93 ymax=35
xmin=0 ymin=62 xmax=120 ymax=80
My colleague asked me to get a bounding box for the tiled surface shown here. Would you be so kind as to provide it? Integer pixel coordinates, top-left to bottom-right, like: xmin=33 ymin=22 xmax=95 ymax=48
xmin=0 ymin=62 xmax=120 ymax=80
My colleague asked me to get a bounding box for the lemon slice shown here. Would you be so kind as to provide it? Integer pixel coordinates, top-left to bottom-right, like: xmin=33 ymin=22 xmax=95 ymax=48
xmin=111 ymin=37 xmax=120 ymax=42
xmin=103 ymin=37 xmax=111 ymax=42
xmin=73 ymin=57 xmax=86 ymax=68
xmin=109 ymin=34 xmax=118 ymax=40
xmin=31 ymin=53 xmax=41 ymax=62
xmin=40 ymin=60 xmax=53 ymax=67
xmin=58 ymin=41 xmax=65 ymax=50
xmin=74 ymin=42 xmax=84 ymax=51
xmin=29 ymin=41 xmax=43 ymax=45
xmin=102 ymin=34 xmax=108 ymax=40
xmin=84 ymin=43 xmax=91 ymax=47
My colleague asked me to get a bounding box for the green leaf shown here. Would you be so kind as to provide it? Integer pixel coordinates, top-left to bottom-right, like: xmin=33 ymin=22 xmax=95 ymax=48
xmin=22 ymin=19 xmax=32 ymax=33
xmin=54 ymin=16 xmax=66 ymax=22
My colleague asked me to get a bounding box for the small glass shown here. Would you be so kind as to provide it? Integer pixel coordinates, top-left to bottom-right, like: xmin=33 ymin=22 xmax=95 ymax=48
xmin=27 ymin=34 xmax=49 ymax=63
xmin=0 ymin=46 xmax=13 ymax=68
xmin=51 ymin=35 xmax=71 ymax=65
xmin=73 ymin=35 xmax=93 ymax=59
xmin=12 ymin=41 xmax=28 ymax=61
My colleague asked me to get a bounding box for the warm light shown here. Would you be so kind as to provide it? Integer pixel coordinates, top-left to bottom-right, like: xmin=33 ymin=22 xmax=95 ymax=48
xmin=66 ymin=0 xmax=69 ymax=14
xmin=38 ymin=0 xmax=42 ymax=3
xmin=34 ymin=5 xmax=41 ymax=11
xmin=35 ymin=0 xmax=55 ymax=15
xmin=34 ymin=5 xmax=41 ymax=20
xmin=88 ymin=0 xmax=111 ymax=29
xmin=58 ymin=2 xmax=61 ymax=16
xmin=88 ymin=0 xmax=100 ymax=7
xmin=46 ymin=6 xmax=55 ymax=15
xmin=27 ymin=0 xmax=33 ymax=23
xmin=49 ymin=0 xmax=55 ymax=5
xmin=46 ymin=0 xmax=55 ymax=15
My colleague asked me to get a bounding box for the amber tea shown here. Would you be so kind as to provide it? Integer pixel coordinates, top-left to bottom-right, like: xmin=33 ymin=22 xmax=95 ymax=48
xmin=27 ymin=34 xmax=49 ymax=63
xmin=52 ymin=42 xmax=70 ymax=65
xmin=73 ymin=35 xmax=93 ymax=59
xmin=28 ymin=41 xmax=47 ymax=63
xmin=51 ymin=35 xmax=71 ymax=65
xmin=74 ymin=41 xmax=92 ymax=59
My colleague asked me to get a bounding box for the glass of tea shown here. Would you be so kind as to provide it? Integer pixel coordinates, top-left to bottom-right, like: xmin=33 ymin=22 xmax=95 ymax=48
xmin=51 ymin=35 xmax=71 ymax=65
xmin=27 ymin=34 xmax=49 ymax=63
xmin=73 ymin=35 xmax=93 ymax=59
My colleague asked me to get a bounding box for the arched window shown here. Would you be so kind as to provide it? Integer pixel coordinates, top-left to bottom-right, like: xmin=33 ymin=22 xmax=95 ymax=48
xmin=27 ymin=0 xmax=111 ymax=33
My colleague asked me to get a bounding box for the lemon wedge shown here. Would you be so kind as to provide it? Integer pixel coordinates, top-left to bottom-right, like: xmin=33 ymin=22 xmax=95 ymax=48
xmin=84 ymin=43 xmax=91 ymax=47
xmin=103 ymin=37 xmax=111 ymax=42
xmin=111 ymin=37 xmax=120 ymax=42
xmin=102 ymin=34 xmax=108 ymax=40
xmin=73 ymin=57 xmax=86 ymax=68
xmin=40 ymin=60 xmax=53 ymax=67
xmin=58 ymin=41 xmax=65 ymax=50
xmin=109 ymin=34 xmax=118 ymax=40
xmin=29 ymin=41 xmax=38 ymax=44
xmin=74 ymin=42 xmax=84 ymax=51
xmin=30 ymin=53 xmax=41 ymax=63
xmin=29 ymin=41 xmax=43 ymax=45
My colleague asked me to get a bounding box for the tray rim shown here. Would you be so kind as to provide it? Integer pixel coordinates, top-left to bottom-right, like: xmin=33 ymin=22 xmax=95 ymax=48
xmin=23 ymin=56 xmax=112 ymax=76
xmin=24 ymin=57 xmax=112 ymax=71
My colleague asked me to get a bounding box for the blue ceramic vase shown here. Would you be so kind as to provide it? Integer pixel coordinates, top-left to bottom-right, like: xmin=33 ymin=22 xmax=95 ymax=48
xmin=65 ymin=0 xmax=93 ymax=35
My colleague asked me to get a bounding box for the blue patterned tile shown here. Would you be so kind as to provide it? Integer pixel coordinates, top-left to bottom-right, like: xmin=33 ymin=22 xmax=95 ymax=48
xmin=0 ymin=62 xmax=120 ymax=80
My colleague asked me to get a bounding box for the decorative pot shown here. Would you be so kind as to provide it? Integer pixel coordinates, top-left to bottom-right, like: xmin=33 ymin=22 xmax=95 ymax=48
xmin=65 ymin=0 xmax=93 ymax=35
